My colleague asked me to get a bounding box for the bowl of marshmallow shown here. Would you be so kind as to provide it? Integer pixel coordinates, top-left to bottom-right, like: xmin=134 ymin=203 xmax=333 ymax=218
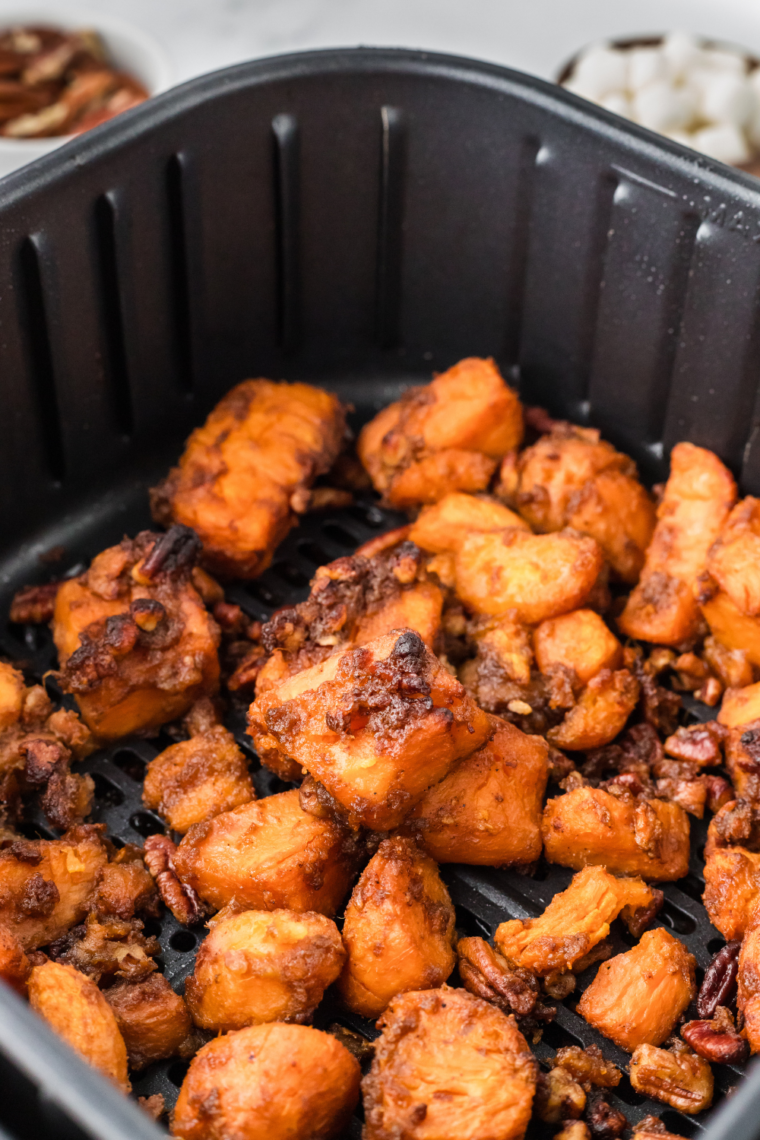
xmin=558 ymin=32 xmax=760 ymax=172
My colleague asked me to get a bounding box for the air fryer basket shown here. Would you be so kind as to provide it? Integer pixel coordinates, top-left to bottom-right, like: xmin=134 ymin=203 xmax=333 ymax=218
xmin=2 ymin=45 xmax=760 ymax=1140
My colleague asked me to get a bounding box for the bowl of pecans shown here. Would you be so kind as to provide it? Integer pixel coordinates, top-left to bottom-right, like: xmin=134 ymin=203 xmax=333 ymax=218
xmin=0 ymin=9 xmax=172 ymax=177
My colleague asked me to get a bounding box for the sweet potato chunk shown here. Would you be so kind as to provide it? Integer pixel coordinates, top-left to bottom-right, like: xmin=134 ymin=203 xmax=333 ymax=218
xmin=542 ymin=786 xmax=690 ymax=881
xmin=358 ymin=357 xmax=523 ymax=508
xmin=629 ymin=1043 xmax=712 ymax=1114
xmin=719 ymin=680 xmax=760 ymax=728
xmin=706 ymin=497 xmax=760 ymax=615
xmin=0 ymin=826 xmax=108 ymax=949
xmin=28 ymin=961 xmax=129 ymax=1090
xmin=738 ymin=914 xmax=760 ymax=1053
xmin=455 ymin=529 xmax=604 ymax=623
xmin=703 ymin=802 xmax=760 ymax=939
xmin=724 ymin=724 xmax=760 ymax=803
xmin=0 ymin=662 xmax=24 ymax=731
xmin=105 ymin=973 xmax=196 ymax=1070
xmin=408 ymin=716 xmax=548 ymax=865
xmin=701 ymin=589 xmax=760 ymax=666
xmin=534 ymin=610 xmax=622 ymax=686
xmin=143 ymin=722 xmax=254 ymax=834
xmin=619 ymin=443 xmax=736 ymax=646
xmin=185 ymin=908 xmax=345 ymax=1030
xmin=249 ymin=630 xmax=491 ymax=830
xmin=579 ymin=928 xmax=696 ymax=1051
xmin=0 ymin=927 xmax=30 ymax=995
xmin=514 ymin=424 xmax=655 ymax=583
xmin=150 ymin=379 xmax=347 ymax=579
xmin=53 ymin=528 xmax=220 ymax=741
xmin=408 ymin=492 xmax=529 ymax=555
xmin=173 ymin=1023 xmax=360 ymax=1140
xmin=338 ymin=837 xmax=455 ymax=1018
xmin=494 ymin=865 xmax=654 ymax=976
xmin=174 ymin=790 xmax=360 ymax=916
xmin=546 ymin=669 xmax=639 ymax=751
xmin=362 ymin=987 xmax=537 ymax=1140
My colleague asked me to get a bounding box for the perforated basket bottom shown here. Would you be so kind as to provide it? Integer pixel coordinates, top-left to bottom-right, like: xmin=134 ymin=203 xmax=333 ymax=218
xmin=2 ymin=495 xmax=740 ymax=1138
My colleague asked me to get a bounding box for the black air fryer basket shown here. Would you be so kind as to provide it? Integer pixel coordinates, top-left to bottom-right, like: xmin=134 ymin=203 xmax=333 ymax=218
xmin=2 ymin=45 xmax=760 ymax=1140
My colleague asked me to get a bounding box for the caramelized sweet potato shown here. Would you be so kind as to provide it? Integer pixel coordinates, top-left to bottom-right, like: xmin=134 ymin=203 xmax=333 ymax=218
xmin=338 ymin=837 xmax=456 ymax=1018
xmin=185 ymin=908 xmax=345 ymax=1030
xmin=455 ymin=529 xmax=604 ymax=623
xmin=700 ymin=588 xmax=760 ymax=667
xmin=28 ymin=960 xmax=129 ymax=1090
xmin=494 ymin=865 xmax=653 ymax=976
xmin=105 ymin=973 xmax=196 ymax=1070
xmin=578 ymin=928 xmax=696 ymax=1052
xmin=514 ymin=424 xmax=655 ymax=583
xmin=358 ymin=357 xmax=523 ymax=507
xmin=0 ymin=662 xmax=25 ymax=730
xmin=408 ymin=715 xmax=548 ymax=865
xmin=738 ymin=913 xmax=760 ymax=1053
xmin=408 ymin=492 xmax=529 ymax=555
xmin=703 ymin=803 xmax=760 ymax=939
xmin=174 ymin=790 xmax=360 ymax=916
xmin=719 ymin=680 xmax=760 ymax=728
xmin=0 ymin=825 xmax=108 ymax=948
xmin=629 ymin=1043 xmax=712 ymax=1114
xmin=706 ymin=497 xmax=760 ymax=615
xmin=249 ymin=630 xmax=491 ymax=830
xmin=173 ymin=1023 xmax=360 ymax=1140
xmin=53 ymin=529 xmax=220 ymax=740
xmin=0 ymin=926 xmax=30 ymax=994
xmin=362 ymin=987 xmax=537 ymax=1140
xmin=143 ymin=723 xmax=254 ymax=833
xmin=534 ymin=610 xmax=622 ymax=686
xmin=463 ymin=612 xmax=534 ymax=693
xmin=546 ymin=669 xmax=639 ymax=751
xmin=724 ymin=724 xmax=760 ymax=803
xmin=542 ymin=786 xmax=690 ymax=880
xmin=619 ymin=443 xmax=736 ymax=645
xmin=150 ymin=379 xmax=347 ymax=579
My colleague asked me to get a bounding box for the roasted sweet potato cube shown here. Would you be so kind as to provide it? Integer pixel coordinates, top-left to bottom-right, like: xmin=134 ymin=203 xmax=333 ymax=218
xmin=150 ymin=379 xmax=347 ymax=579
xmin=358 ymin=357 xmax=524 ymax=506
xmin=408 ymin=715 xmax=548 ymax=865
xmin=249 ymin=630 xmax=492 ymax=830
xmin=467 ymin=612 xmax=534 ymax=688
xmin=339 ymin=837 xmax=455 ymax=1018
xmin=719 ymin=680 xmax=760 ymax=728
xmin=565 ymin=468 xmax=657 ymax=585
xmin=494 ymin=865 xmax=654 ymax=976
xmin=362 ymin=987 xmax=537 ymax=1140
xmin=578 ymin=928 xmax=696 ymax=1051
xmin=706 ymin=497 xmax=760 ymax=616
xmin=143 ymin=724 xmax=254 ymax=834
xmin=173 ymin=1023 xmax=361 ymax=1140
xmin=105 ymin=974 xmax=195 ymax=1070
xmin=353 ymin=579 xmax=443 ymax=648
xmin=0 ymin=927 xmax=30 ymax=995
xmin=703 ymin=846 xmax=760 ymax=941
xmin=619 ymin=443 xmax=737 ymax=646
xmin=724 ymin=724 xmax=760 ymax=802
xmin=408 ymin=492 xmax=528 ymax=555
xmin=629 ymin=1043 xmax=712 ymax=1114
xmin=738 ymin=918 xmax=760 ymax=1053
xmin=701 ymin=589 xmax=760 ymax=667
xmin=185 ymin=908 xmax=345 ymax=1030
xmin=0 ymin=826 xmax=108 ymax=949
xmin=542 ymin=786 xmax=690 ymax=881
xmin=546 ymin=669 xmax=639 ymax=751
xmin=174 ymin=790 xmax=360 ymax=916
xmin=534 ymin=610 xmax=622 ymax=686
xmin=53 ymin=529 xmax=220 ymax=741
xmin=29 ymin=961 xmax=130 ymax=1090
xmin=455 ymin=529 xmax=604 ymax=623
xmin=0 ymin=662 xmax=24 ymax=731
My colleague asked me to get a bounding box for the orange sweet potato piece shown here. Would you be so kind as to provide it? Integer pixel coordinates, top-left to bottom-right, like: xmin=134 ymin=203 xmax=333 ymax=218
xmin=566 ymin=468 xmax=656 ymax=585
xmin=0 ymin=927 xmax=30 ymax=995
xmin=494 ymin=865 xmax=653 ymax=976
xmin=387 ymin=450 xmax=498 ymax=508
xmin=150 ymin=379 xmax=347 ymax=579
xmin=534 ymin=610 xmax=622 ymax=686
xmin=546 ymin=669 xmax=639 ymax=751
xmin=455 ymin=529 xmax=604 ymax=623
xmin=542 ymin=786 xmax=690 ymax=881
xmin=700 ymin=589 xmax=760 ymax=667
xmin=618 ymin=443 xmax=737 ymax=646
xmin=703 ymin=803 xmax=760 ymax=939
xmin=719 ymin=681 xmax=760 ymax=728
xmin=578 ymin=928 xmax=696 ymax=1051
xmin=106 ymin=973 xmax=196 ymax=1070
xmin=408 ymin=492 xmax=528 ymax=555
xmin=408 ymin=715 xmax=548 ymax=865
xmin=28 ymin=961 xmax=130 ymax=1090
xmin=738 ymin=913 xmax=760 ymax=1053
xmin=249 ymin=630 xmax=492 ymax=830
xmin=707 ymin=497 xmax=760 ymax=616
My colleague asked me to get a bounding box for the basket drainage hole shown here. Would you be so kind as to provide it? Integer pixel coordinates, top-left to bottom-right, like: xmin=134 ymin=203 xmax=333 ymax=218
xmin=297 ymin=541 xmax=332 ymax=566
xmin=707 ymin=937 xmax=725 ymax=955
xmin=168 ymin=1060 xmax=191 ymax=1088
xmin=612 ymin=1075 xmax=646 ymax=1107
xmin=111 ymin=750 xmax=146 ymax=782
xmin=90 ymin=773 xmax=124 ymax=807
xmin=129 ymin=810 xmax=165 ymax=837
xmin=677 ymin=872 xmax=705 ymax=904
xmin=271 ymin=561 xmax=309 ymax=587
xmin=661 ymin=1112 xmax=696 ymax=1137
xmin=321 ymin=522 xmax=359 ymax=548
xmin=659 ymin=901 xmax=696 ymax=936
xmin=170 ymin=930 xmax=197 ymax=953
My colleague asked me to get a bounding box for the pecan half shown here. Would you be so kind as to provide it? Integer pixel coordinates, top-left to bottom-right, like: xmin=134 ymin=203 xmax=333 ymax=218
xmin=457 ymin=936 xmax=539 ymax=1018
xmin=697 ymin=941 xmax=741 ymax=1018
xmin=139 ymin=525 xmax=201 ymax=581
xmin=681 ymin=1007 xmax=749 ymax=1065
xmin=143 ymin=835 xmax=205 ymax=926
xmin=663 ymin=722 xmax=725 ymax=767
xmin=536 ymin=1068 xmax=586 ymax=1123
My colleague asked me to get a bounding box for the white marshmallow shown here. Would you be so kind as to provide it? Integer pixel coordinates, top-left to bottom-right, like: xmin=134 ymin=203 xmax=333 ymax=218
xmin=693 ymin=122 xmax=750 ymax=164
xmin=628 ymin=47 xmax=668 ymax=92
xmin=745 ymin=100 xmax=760 ymax=149
xmin=572 ymin=46 xmax=629 ymax=100
xmin=698 ymin=72 xmax=753 ymax=126
xmin=661 ymin=31 xmax=702 ymax=81
xmin=699 ymin=47 xmax=747 ymax=74
xmin=632 ymin=80 xmax=694 ymax=132
xmin=664 ymin=128 xmax=693 ymax=146
xmin=600 ymin=92 xmax=633 ymax=117
xmin=748 ymin=68 xmax=760 ymax=96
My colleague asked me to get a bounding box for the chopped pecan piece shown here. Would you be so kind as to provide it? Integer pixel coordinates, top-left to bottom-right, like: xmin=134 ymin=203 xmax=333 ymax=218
xmin=536 ymin=1067 xmax=586 ymax=1123
xmin=556 ymin=1124 xmax=591 ymax=1140
xmin=143 ymin=835 xmax=205 ymax=926
xmin=621 ymin=888 xmax=664 ymax=939
xmin=457 ymin=936 xmax=540 ymax=1018
xmin=554 ymin=1045 xmax=620 ymax=1090
xmin=681 ymin=1006 xmax=749 ymax=1064
xmin=10 ymin=581 xmax=61 ymax=624
xmin=584 ymin=1089 xmax=627 ymax=1139
xmin=663 ymin=722 xmax=725 ymax=767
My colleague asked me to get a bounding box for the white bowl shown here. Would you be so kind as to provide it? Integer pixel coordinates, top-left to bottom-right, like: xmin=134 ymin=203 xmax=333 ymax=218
xmin=0 ymin=8 xmax=173 ymax=178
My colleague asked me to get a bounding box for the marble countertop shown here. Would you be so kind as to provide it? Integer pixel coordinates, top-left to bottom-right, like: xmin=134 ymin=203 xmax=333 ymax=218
xmin=2 ymin=0 xmax=760 ymax=88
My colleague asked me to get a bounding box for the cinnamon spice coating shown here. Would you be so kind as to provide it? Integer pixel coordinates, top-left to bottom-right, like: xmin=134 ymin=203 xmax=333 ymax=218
xmin=151 ymin=379 xmax=347 ymax=579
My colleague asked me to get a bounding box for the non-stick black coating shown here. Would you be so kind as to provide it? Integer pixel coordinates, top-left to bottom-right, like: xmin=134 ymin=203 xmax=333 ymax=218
xmin=0 ymin=44 xmax=760 ymax=1140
